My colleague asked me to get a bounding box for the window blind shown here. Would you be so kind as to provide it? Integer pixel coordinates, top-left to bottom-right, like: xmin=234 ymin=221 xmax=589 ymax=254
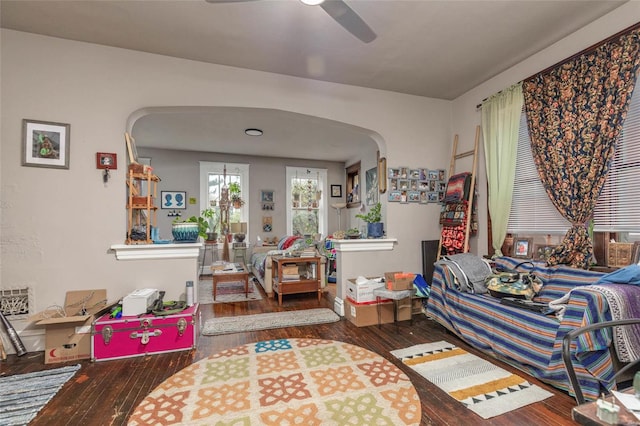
xmin=507 ymin=111 xmax=571 ymax=234
xmin=593 ymin=88 xmax=640 ymax=232
xmin=508 ymin=88 xmax=640 ymax=234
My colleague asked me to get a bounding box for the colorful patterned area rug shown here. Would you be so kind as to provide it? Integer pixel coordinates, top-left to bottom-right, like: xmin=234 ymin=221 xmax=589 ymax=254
xmin=128 ymin=338 xmax=421 ymax=425
xmin=391 ymin=341 xmax=553 ymax=419
xmin=201 ymin=308 xmax=340 ymax=336
xmin=198 ymin=279 xmax=262 ymax=304
xmin=0 ymin=364 xmax=81 ymax=425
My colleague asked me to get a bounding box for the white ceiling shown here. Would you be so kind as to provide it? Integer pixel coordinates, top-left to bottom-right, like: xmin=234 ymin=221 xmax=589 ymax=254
xmin=1 ymin=0 xmax=627 ymax=161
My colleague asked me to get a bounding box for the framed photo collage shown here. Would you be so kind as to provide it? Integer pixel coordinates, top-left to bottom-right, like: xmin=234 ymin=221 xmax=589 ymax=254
xmin=387 ymin=167 xmax=446 ymax=204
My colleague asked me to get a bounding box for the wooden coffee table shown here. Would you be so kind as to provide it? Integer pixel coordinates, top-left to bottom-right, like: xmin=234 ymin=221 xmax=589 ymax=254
xmin=211 ymin=263 xmax=249 ymax=301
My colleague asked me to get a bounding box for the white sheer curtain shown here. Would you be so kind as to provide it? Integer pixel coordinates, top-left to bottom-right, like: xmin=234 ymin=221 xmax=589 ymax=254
xmin=481 ymin=83 xmax=524 ymax=257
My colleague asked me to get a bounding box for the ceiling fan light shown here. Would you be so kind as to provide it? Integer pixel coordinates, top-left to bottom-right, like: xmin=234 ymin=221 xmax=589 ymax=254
xmin=245 ymin=128 xmax=263 ymax=136
xmin=300 ymin=0 xmax=325 ymax=6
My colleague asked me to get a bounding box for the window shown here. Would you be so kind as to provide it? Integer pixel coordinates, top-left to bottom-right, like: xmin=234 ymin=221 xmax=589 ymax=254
xmin=199 ymin=162 xmax=249 ymax=234
xmin=286 ymin=167 xmax=328 ymax=237
xmin=508 ymin=90 xmax=640 ymax=236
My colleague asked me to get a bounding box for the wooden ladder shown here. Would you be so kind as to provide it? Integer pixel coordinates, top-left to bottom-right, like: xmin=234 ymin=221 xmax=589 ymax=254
xmin=437 ymin=125 xmax=481 ymax=259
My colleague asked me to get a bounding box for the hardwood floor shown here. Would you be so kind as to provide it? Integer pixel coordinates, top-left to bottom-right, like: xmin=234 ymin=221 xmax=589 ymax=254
xmin=1 ymin=282 xmax=580 ymax=425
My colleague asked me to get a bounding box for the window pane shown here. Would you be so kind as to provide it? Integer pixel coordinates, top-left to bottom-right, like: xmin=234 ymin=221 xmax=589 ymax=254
xmin=292 ymin=209 xmax=319 ymax=236
xmin=286 ymin=167 xmax=327 ymax=237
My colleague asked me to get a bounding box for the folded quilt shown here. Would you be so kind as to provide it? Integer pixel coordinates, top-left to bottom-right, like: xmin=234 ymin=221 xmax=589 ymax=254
xmin=591 ymin=284 xmax=640 ymax=363
xmin=443 ymin=172 xmax=471 ymax=203
xmin=438 ymin=253 xmax=492 ymax=294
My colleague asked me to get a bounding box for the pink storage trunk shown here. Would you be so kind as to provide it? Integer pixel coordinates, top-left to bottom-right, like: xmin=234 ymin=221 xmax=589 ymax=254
xmin=91 ymin=303 xmax=200 ymax=362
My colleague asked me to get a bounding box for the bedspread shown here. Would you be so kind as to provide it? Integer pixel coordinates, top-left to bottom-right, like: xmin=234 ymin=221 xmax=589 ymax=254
xmin=426 ymin=256 xmax=620 ymax=401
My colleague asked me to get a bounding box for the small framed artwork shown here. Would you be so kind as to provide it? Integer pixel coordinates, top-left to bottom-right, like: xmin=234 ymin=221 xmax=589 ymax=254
xmin=262 ymin=216 xmax=273 ymax=232
xmin=261 ymin=190 xmax=274 ymax=203
xmin=331 ymin=184 xmax=342 ymax=198
xmin=96 ymin=152 xmax=117 ymax=169
xmin=534 ymin=244 xmax=557 ymax=262
xmin=408 ymin=191 xmax=420 ymax=202
xmin=161 ymin=191 xmax=187 ymax=209
xmin=419 ymin=191 xmax=428 ymax=204
xmin=22 ymin=119 xmax=70 ymax=169
xmin=365 ymin=166 xmax=378 ymax=206
xmin=262 ymin=202 xmax=274 ymax=211
xmin=514 ymin=237 xmax=533 ymax=258
xmin=388 ymin=190 xmax=402 ymax=202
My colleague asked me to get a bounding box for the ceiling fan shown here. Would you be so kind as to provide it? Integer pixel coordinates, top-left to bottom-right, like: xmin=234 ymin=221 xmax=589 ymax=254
xmin=204 ymin=0 xmax=377 ymax=43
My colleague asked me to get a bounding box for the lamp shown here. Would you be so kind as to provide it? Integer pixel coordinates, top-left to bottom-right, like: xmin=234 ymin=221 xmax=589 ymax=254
xmin=230 ymin=222 xmax=247 ymax=243
xmin=331 ymin=203 xmax=347 ymax=231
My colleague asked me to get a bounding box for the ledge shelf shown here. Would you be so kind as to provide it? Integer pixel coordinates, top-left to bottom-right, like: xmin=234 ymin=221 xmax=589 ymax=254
xmin=110 ymin=243 xmax=202 ymax=261
xmin=332 ymin=238 xmax=397 ymax=252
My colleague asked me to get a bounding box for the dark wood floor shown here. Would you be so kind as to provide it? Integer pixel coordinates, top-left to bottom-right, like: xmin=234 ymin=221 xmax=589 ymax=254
xmin=1 ymin=282 xmax=580 ymax=425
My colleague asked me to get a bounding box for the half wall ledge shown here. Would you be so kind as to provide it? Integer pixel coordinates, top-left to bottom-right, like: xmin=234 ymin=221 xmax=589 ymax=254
xmin=332 ymin=238 xmax=397 ymax=252
xmin=110 ymin=243 xmax=202 ymax=261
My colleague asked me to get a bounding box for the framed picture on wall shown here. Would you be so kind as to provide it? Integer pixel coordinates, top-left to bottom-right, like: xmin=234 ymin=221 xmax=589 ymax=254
xmin=365 ymin=166 xmax=378 ymax=206
xmin=331 ymin=184 xmax=342 ymax=198
xmin=261 ymin=190 xmax=274 ymax=203
xmin=514 ymin=237 xmax=533 ymax=258
xmin=22 ymin=119 xmax=70 ymax=169
xmin=160 ymin=191 xmax=187 ymax=209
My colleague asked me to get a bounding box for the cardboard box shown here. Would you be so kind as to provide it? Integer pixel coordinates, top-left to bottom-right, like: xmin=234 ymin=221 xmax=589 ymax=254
xmin=32 ymin=290 xmax=113 ymax=364
xmin=346 ymin=277 xmax=386 ymax=303
xmin=344 ymin=298 xmax=411 ymax=327
xmin=384 ymin=272 xmax=415 ymax=291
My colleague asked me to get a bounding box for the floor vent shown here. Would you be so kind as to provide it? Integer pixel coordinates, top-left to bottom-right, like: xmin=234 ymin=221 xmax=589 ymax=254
xmin=0 ymin=287 xmax=32 ymax=320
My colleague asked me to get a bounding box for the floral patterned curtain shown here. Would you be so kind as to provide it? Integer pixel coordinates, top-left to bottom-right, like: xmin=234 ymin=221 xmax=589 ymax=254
xmin=523 ymin=28 xmax=640 ymax=269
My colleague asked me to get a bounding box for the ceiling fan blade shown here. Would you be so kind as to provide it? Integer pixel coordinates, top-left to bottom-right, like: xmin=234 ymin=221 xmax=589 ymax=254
xmin=320 ymin=0 xmax=376 ymax=43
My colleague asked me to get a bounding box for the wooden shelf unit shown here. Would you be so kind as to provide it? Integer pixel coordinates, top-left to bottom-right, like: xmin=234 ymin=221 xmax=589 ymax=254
xmin=126 ymin=168 xmax=159 ymax=244
xmin=271 ymin=256 xmax=321 ymax=306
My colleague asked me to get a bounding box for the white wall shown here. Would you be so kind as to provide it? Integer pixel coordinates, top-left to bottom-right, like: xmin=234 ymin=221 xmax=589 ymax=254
xmin=0 ymin=30 xmax=452 ymax=323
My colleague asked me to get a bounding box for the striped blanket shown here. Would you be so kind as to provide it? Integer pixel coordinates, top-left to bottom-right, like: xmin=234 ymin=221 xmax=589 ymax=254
xmin=427 ymin=256 xmax=616 ymax=401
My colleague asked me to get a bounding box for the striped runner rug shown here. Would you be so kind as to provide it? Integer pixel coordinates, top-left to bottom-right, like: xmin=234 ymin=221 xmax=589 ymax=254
xmin=0 ymin=364 xmax=81 ymax=425
xmin=391 ymin=341 xmax=553 ymax=419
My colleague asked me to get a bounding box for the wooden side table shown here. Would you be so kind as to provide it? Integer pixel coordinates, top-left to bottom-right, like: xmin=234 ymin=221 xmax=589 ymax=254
xmin=271 ymin=256 xmax=321 ymax=306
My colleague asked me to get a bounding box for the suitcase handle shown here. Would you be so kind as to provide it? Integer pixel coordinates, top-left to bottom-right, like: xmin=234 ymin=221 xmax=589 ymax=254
xmin=130 ymin=329 xmax=162 ymax=344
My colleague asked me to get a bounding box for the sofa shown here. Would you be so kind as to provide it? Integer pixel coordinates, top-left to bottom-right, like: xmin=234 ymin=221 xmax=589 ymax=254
xmin=250 ymin=236 xmax=326 ymax=296
xmin=426 ymin=255 xmax=640 ymax=401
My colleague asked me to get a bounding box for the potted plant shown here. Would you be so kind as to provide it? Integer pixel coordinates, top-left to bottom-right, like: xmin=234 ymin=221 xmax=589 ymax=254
xmin=355 ymin=202 xmax=384 ymax=238
xmin=228 ymin=182 xmax=244 ymax=209
xmin=201 ymin=207 xmax=219 ymax=241
xmin=345 ymin=228 xmax=361 ymax=239
xmin=171 ymin=216 xmax=201 ymax=242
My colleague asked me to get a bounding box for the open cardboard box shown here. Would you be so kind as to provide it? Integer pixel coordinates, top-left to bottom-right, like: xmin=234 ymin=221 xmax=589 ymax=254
xmin=31 ymin=290 xmax=114 ymax=364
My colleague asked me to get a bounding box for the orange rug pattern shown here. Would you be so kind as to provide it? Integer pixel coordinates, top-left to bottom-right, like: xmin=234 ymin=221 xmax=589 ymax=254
xmin=128 ymin=338 xmax=421 ymax=425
